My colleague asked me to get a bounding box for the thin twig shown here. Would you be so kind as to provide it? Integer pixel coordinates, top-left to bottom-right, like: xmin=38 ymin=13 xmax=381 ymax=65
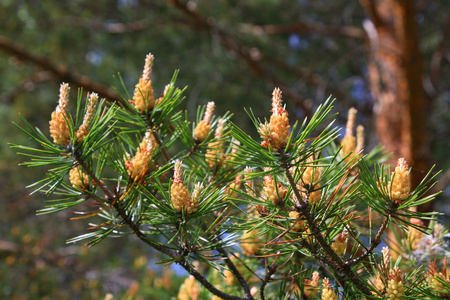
xmin=186 ymin=141 xmax=200 ymax=158
xmin=151 ymin=130 xmax=170 ymax=162
xmin=171 ymin=0 xmax=314 ymax=118
xmin=229 ymin=251 xmax=263 ymax=281
xmin=345 ymin=209 xmax=391 ymax=266
xmin=74 ymin=151 xmax=115 ymax=201
xmin=244 ymin=21 xmax=365 ymax=39
xmin=206 ymin=218 xmax=254 ymax=299
xmin=75 ymin=150 xmax=250 ymax=299
xmin=217 ymin=247 xmax=254 ymax=300
xmin=75 ymin=150 xmax=177 ymax=256
xmin=0 ymin=34 xmax=128 ymax=109
xmin=116 ymin=202 xmax=251 ymax=300
xmin=283 ymin=157 xmax=372 ymax=295
xmin=178 ymin=259 xmax=250 ymax=300
xmin=260 ymin=261 xmax=278 ymax=300
xmin=61 ymin=17 xmax=149 ymax=33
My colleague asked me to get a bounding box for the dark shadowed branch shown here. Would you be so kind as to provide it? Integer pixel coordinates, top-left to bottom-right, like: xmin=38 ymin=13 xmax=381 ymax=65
xmin=240 ymin=21 xmax=366 ymax=39
xmin=0 ymin=34 xmax=128 ymax=108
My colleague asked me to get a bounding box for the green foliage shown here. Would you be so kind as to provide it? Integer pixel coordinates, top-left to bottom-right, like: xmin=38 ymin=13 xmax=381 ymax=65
xmin=11 ymin=60 xmax=449 ymax=299
xmin=2 ymin=2 xmax=450 ymax=299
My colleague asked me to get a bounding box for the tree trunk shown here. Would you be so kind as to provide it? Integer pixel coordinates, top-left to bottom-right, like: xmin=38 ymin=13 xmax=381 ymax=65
xmin=361 ymin=0 xmax=431 ymax=258
xmin=362 ymin=0 xmax=430 ymax=199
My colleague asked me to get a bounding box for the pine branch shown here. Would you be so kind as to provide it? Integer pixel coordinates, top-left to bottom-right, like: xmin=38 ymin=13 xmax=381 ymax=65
xmin=217 ymin=247 xmax=254 ymax=299
xmin=0 ymin=34 xmax=128 ymax=109
xmin=61 ymin=17 xmax=149 ymax=33
xmin=243 ymin=21 xmax=366 ymax=39
xmin=345 ymin=215 xmax=390 ymax=265
xmin=113 ymin=202 xmax=179 ymax=258
xmin=75 ymin=136 xmax=253 ymax=298
xmin=171 ymin=0 xmax=314 ymax=118
xmin=346 ymin=204 xmax=392 ymax=266
xmin=283 ymin=156 xmax=372 ymax=295
xmin=260 ymin=261 xmax=277 ymax=300
xmin=200 ymin=219 xmax=254 ymax=299
xmin=73 ymin=150 xmax=178 ymax=257
xmin=151 ymin=129 xmax=170 ymax=162
xmin=178 ymin=259 xmax=251 ymax=300
xmin=113 ymin=189 xmax=252 ymax=299
xmin=74 ymin=151 xmax=115 ymax=202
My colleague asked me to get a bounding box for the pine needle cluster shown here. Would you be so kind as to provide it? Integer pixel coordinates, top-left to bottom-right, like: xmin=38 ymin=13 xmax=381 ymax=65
xmin=11 ymin=54 xmax=449 ymax=299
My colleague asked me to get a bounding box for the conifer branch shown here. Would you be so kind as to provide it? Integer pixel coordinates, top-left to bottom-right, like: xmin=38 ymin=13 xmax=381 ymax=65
xmin=178 ymin=259 xmax=251 ymax=300
xmin=146 ymin=122 xmax=170 ymax=162
xmin=171 ymin=0 xmax=314 ymax=118
xmin=217 ymin=247 xmax=254 ymax=299
xmin=74 ymin=151 xmax=178 ymax=257
xmin=113 ymin=202 xmax=179 ymax=258
xmin=113 ymin=189 xmax=252 ymax=300
xmin=283 ymin=158 xmax=372 ymax=295
xmin=346 ymin=205 xmax=392 ymax=265
xmin=73 ymin=150 xmax=115 ymax=202
xmin=260 ymin=262 xmax=277 ymax=300
xmin=12 ymin=47 xmax=445 ymax=299
xmin=0 ymin=34 xmax=128 ymax=109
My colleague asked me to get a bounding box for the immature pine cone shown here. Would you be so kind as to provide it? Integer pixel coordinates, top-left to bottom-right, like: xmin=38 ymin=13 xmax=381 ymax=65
xmin=69 ymin=166 xmax=89 ymax=190
xmin=155 ymin=83 xmax=172 ymax=106
xmin=391 ymin=158 xmax=410 ymax=203
xmin=125 ymin=130 xmax=156 ymax=179
xmin=241 ymin=229 xmax=264 ymax=255
xmin=302 ymin=157 xmax=323 ymax=185
xmin=49 ymin=83 xmax=71 ymax=145
xmin=373 ymin=275 xmax=385 ymax=293
xmin=331 ymin=229 xmax=348 ymax=256
xmin=76 ymin=92 xmax=99 ymax=143
xmin=301 ymin=156 xmax=322 ymax=205
xmin=131 ymin=53 xmax=155 ymax=112
xmin=341 ymin=107 xmax=357 ymax=162
xmin=355 ymin=125 xmax=364 ymax=153
xmin=193 ymin=101 xmax=215 ymax=142
xmin=244 ymin=167 xmax=256 ymax=198
xmin=385 ymin=267 xmax=405 ymax=300
xmin=262 ymin=168 xmax=286 ymax=205
xmin=225 ymin=175 xmax=242 ymax=200
xmin=408 ymin=218 xmax=424 ymax=251
xmin=301 ymin=188 xmax=321 ymax=205
xmin=382 ymin=246 xmax=391 ymax=268
xmin=304 ymin=271 xmax=320 ymax=298
xmin=289 ymin=211 xmax=305 ymax=232
xmin=170 ymin=160 xmax=198 ymax=214
xmin=427 ymin=259 xmax=450 ymax=296
xmin=321 ymin=278 xmax=339 ymax=300
xmin=268 ymin=88 xmax=290 ymax=150
xmin=205 ymin=118 xmax=225 ymax=167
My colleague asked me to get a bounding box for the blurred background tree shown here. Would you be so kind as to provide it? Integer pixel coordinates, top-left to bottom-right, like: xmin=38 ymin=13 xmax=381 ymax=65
xmin=1 ymin=0 xmax=448 ymax=298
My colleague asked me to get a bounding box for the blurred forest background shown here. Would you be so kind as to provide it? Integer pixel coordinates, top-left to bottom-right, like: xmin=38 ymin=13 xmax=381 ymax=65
xmin=0 ymin=0 xmax=449 ymax=299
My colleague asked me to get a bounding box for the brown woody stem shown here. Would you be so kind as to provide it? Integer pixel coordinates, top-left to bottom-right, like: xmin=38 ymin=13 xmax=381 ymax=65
xmin=217 ymin=247 xmax=254 ymax=300
xmin=75 ymin=152 xmax=250 ymax=300
xmin=260 ymin=262 xmax=277 ymax=300
xmin=283 ymin=157 xmax=371 ymax=295
xmin=346 ymin=206 xmax=392 ymax=265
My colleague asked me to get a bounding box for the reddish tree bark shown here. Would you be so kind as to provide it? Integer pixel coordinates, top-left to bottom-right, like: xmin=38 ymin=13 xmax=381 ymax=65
xmin=362 ymin=0 xmax=430 ymax=197
xmin=361 ymin=0 xmax=431 ymax=258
